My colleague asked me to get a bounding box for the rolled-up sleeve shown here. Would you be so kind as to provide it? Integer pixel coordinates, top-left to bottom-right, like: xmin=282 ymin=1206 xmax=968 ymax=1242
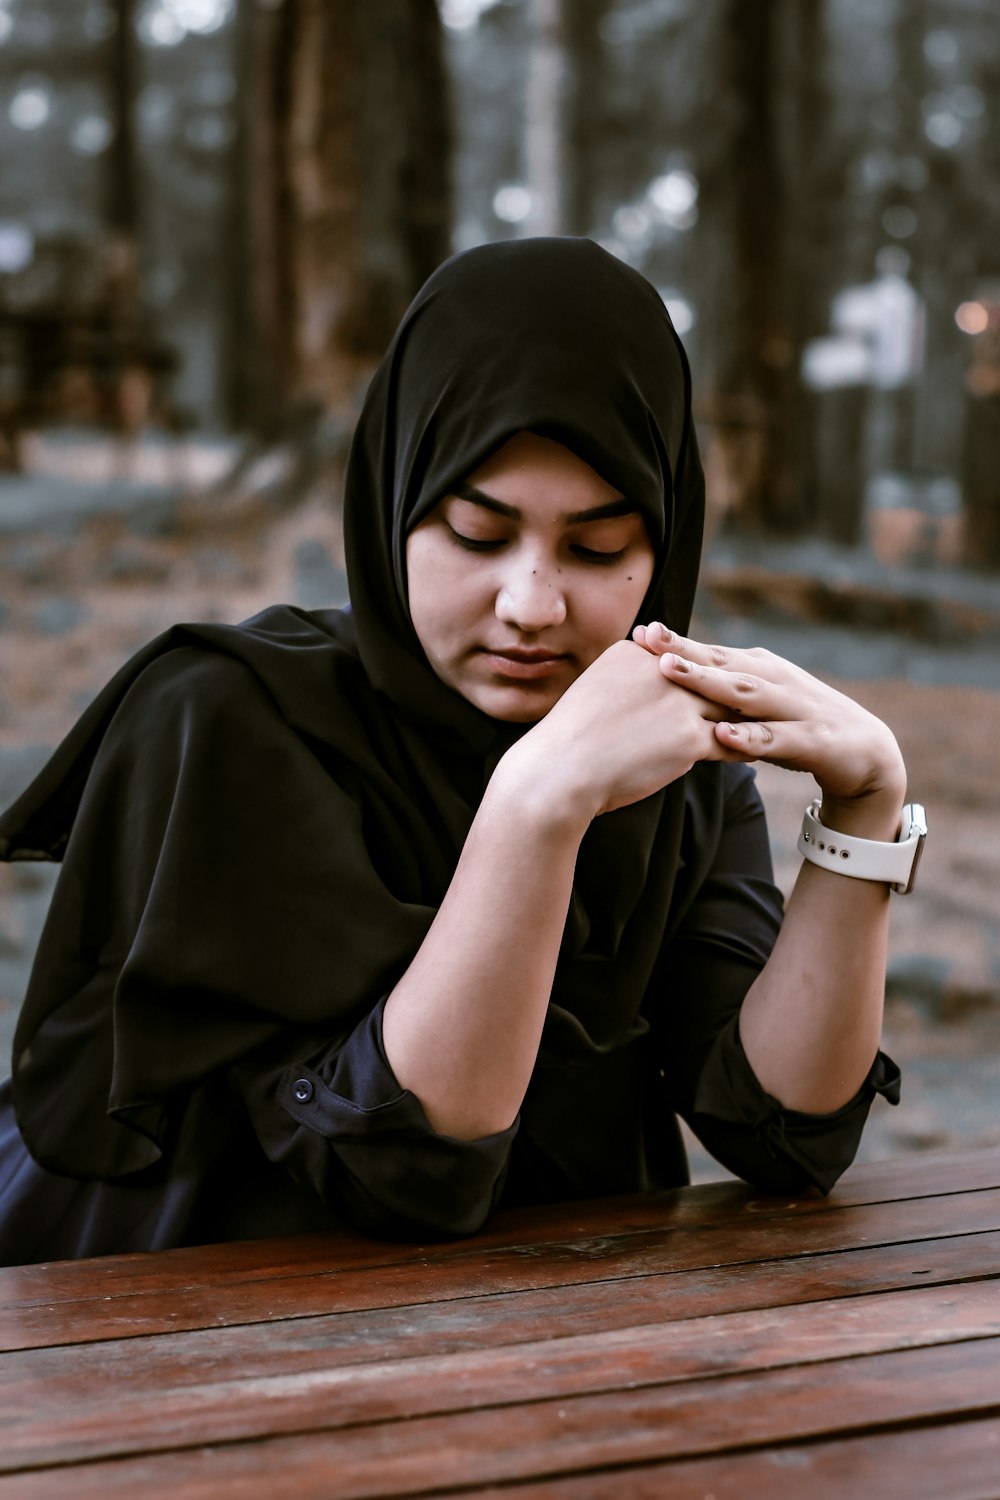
xmin=691 ymin=1015 xmax=900 ymax=1194
xmin=234 ymin=995 xmax=517 ymax=1238
xmin=655 ymin=763 xmax=900 ymax=1195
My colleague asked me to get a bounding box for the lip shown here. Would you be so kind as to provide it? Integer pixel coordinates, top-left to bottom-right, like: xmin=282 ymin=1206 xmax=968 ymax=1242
xmin=479 ymin=648 xmax=570 ymax=681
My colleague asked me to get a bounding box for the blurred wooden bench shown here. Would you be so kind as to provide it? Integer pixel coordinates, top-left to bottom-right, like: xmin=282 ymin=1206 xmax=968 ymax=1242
xmin=0 ymin=234 xmax=179 ymax=470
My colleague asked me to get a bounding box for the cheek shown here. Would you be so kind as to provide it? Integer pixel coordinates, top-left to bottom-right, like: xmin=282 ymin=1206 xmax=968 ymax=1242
xmin=592 ymin=553 xmax=655 ymax=625
xmin=405 ymin=533 xmax=438 ymax=648
xmin=406 ymin=534 xmax=482 ymax=654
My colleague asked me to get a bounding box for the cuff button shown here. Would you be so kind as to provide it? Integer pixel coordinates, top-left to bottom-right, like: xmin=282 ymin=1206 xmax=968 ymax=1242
xmin=292 ymin=1078 xmax=314 ymax=1103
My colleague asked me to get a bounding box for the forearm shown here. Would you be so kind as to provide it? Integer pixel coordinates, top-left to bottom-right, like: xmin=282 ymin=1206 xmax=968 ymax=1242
xmin=382 ymin=751 xmax=589 ymax=1140
xmin=738 ymin=789 xmax=903 ymax=1114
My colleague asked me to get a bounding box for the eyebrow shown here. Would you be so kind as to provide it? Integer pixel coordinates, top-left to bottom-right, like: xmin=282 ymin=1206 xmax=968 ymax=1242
xmin=451 ymin=483 xmax=636 ymax=526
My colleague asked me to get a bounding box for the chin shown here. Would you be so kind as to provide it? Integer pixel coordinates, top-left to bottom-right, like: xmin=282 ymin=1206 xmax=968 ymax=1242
xmin=466 ymin=683 xmax=559 ymax=724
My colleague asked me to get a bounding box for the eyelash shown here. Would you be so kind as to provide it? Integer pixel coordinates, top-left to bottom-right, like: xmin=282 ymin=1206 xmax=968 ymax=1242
xmin=445 ymin=527 xmax=627 ymax=566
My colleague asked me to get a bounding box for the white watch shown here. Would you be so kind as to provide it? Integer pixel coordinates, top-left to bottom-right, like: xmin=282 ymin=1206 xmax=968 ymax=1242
xmin=797 ymin=799 xmax=927 ymax=894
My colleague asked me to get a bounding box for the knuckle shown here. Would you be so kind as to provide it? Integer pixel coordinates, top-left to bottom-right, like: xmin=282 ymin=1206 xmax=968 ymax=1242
xmin=734 ymin=674 xmax=759 ymax=696
xmin=709 ymin=644 xmax=731 ymax=667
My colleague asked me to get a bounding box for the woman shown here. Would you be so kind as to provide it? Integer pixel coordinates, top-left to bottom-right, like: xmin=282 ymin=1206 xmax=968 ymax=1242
xmin=0 ymin=238 xmax=909 ymax=1265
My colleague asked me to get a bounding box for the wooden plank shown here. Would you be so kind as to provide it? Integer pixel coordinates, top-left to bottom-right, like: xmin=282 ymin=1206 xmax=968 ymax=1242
xmin=4 ymin=1282 xmax=1000 ymax=1471
xmin=5 ymin=1186 xmax=1000 ymax=1351
xmin=826 ymin=1147 xmax=1000 ymax=1202
xmin=4 ymin=1218 xmax=1000 ymax=1360
xmin=4 ymin=1336 xmax=1000 ymax=1498
xmin=5 ymin=1227 xmax=999 ymax=1441
xmin=4 ymin=1146 xmax=996 ymax=1314
xmin=459 ymin=1415 xmax=1000 ymax=1500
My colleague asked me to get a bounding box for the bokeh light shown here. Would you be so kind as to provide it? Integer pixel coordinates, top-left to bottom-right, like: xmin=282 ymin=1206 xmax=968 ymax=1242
xmin=70 ymin=114 xmax=114 ymax=157
xmin=646 ymin=169 xmax=699 ymax=229
xmin=882 ymin=204 xmax=917 ymax=239
xmin=955 ymin=302 xmax=989 ymax=336
xmin=0 ymin=222 xmax=34 ymax=274
xmin=492 ymin=184 xmax=532 ymax=223
xmin=138 ymin=6 xmax=185 ymax=47
xmin=439 ymin=0 xmax=503 ymax=33
xmin=923 ymin=29 xmax=958 ymax=67
xmin=137 ymin=0 xmax=233 ymax=47
xmin=170 ymin=0 xmax=234 ymax=34
xmin=9 ymin=82 xmax=53 ymax=132
xmin=924 ymin=111 xmax=962 ymax=148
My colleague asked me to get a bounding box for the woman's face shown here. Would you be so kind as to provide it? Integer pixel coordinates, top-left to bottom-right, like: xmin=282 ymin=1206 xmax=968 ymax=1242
xmin=406 ymin=432 xmax=656 ymax=722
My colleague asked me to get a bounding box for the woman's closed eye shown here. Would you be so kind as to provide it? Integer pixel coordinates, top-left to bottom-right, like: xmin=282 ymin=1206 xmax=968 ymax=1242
xmin=571 ymin=544 xmax=628 ymax=566
xmin=445 ymin=525 xmax=629 ymax=566
xmin=445 ymin=524 xmax=506 ymax=553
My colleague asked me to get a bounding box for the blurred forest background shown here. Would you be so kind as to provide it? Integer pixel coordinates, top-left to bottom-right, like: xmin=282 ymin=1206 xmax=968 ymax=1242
xmin=1 ymin=0 xmax=999 ymax=554
xmin=1 ymin=0 xmax=999 ymax=1170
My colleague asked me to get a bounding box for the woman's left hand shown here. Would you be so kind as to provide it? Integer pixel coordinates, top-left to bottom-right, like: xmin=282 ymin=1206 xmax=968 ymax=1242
xmin=631 ymin=622 xmax=906 ymax=818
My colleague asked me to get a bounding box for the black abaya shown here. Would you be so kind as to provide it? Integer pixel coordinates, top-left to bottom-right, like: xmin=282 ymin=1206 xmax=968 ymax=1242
xmin=0 ymin=241 xmax=898 ymax=1264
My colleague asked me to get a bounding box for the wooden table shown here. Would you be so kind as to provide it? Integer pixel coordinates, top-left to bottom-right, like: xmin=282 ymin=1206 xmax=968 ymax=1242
xmin=4 ymin=1148 xmax=1000 ymax=1497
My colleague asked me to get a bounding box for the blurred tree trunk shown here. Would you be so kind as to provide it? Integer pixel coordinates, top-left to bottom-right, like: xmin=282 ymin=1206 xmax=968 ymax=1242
xmin=782 ymin=0 xmax=866 ymax=543
xmin=524 ymin=0 xmax=609 ymax=238
xmin=524 ymin=0 xmax=567 ymax=234
xmin=232 ymin=0 xmax=452 ymax=435
xmin=708 ymin=0 xmax=793 ymax=534
xmin=108 ymin=0 xmax=139 ymax=238
xmin=562 ymin=0 xmax=611 ymax=236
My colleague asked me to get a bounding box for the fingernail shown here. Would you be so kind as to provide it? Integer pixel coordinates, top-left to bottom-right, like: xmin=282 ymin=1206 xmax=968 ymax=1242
xmin=650 ymin=621 xmax=670 ymax=640
xmin=670 ymin=654 xmax=691 ymax=672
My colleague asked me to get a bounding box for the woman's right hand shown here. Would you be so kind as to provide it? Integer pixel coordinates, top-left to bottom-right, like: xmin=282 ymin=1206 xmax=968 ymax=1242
xmin=500 ymin=638 xmax=736 ymax=824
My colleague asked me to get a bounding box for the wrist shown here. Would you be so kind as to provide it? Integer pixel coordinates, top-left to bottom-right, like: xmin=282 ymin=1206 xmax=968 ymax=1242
xmin=818 ymin=742 xmax=907 ymax=841
xmin=818 ymin=786 xmax=906 ymax=842
xmin=489 ymin=737 xmax=596 ymax=840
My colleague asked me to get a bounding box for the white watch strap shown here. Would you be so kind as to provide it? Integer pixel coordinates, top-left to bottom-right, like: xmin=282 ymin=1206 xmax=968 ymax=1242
xmin=797 ymin=799 xmax=927 ymax=894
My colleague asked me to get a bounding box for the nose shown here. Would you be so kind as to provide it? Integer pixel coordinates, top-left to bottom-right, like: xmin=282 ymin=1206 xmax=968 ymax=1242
xmin=495 ymin=561 xmax=567 ymax=632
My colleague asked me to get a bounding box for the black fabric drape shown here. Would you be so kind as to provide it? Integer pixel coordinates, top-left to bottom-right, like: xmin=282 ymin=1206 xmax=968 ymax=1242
xmin=0 ymin=238 xmax=706 ymax=1182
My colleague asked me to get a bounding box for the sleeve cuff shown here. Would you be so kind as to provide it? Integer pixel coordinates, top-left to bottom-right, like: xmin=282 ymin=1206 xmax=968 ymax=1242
xmin=241 ymin=996 xmax=518 ymax=1238
xmin=691 ymin=1014 xmax=900 ymax=1195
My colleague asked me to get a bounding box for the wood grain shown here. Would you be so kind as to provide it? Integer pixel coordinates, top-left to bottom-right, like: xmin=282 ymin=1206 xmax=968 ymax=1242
xmin=461 ymin=1415 xmax=1000 ymax=1500
xmin=4 ymin=1145 xmax=996 ymax=1311
xmin=4 ymin=1282 xmax=1000 ymax=1471
xmin=5 ymin=1184 xmax=1000 ymax=1352
xmin=4 ymin=1337 xmax=1000 ymax=1498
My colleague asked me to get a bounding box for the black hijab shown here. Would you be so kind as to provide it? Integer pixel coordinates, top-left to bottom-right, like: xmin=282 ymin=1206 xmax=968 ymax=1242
xmin=0 ymin=238 xmax=705 ymax=1179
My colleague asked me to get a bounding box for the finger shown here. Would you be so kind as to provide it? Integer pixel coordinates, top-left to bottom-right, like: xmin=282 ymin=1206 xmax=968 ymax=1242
xmin=665 ymin=633 xmax=785 ymax=681
xmin=658 ymin=652 xmax=793 ymax=718
xmin=631 ymin=621 xmax=674 ymax=656
xmin=714 ymin=720 xmax=775 ymax=757
xmin=714 ymin=718 xmax=815 ymax=773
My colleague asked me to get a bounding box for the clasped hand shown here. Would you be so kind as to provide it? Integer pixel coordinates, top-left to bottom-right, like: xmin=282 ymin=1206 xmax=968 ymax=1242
xmin=632 ymin=621 xmax=907 ymax=820
xmin=508 ymin=622 xmax=905 ymax=827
